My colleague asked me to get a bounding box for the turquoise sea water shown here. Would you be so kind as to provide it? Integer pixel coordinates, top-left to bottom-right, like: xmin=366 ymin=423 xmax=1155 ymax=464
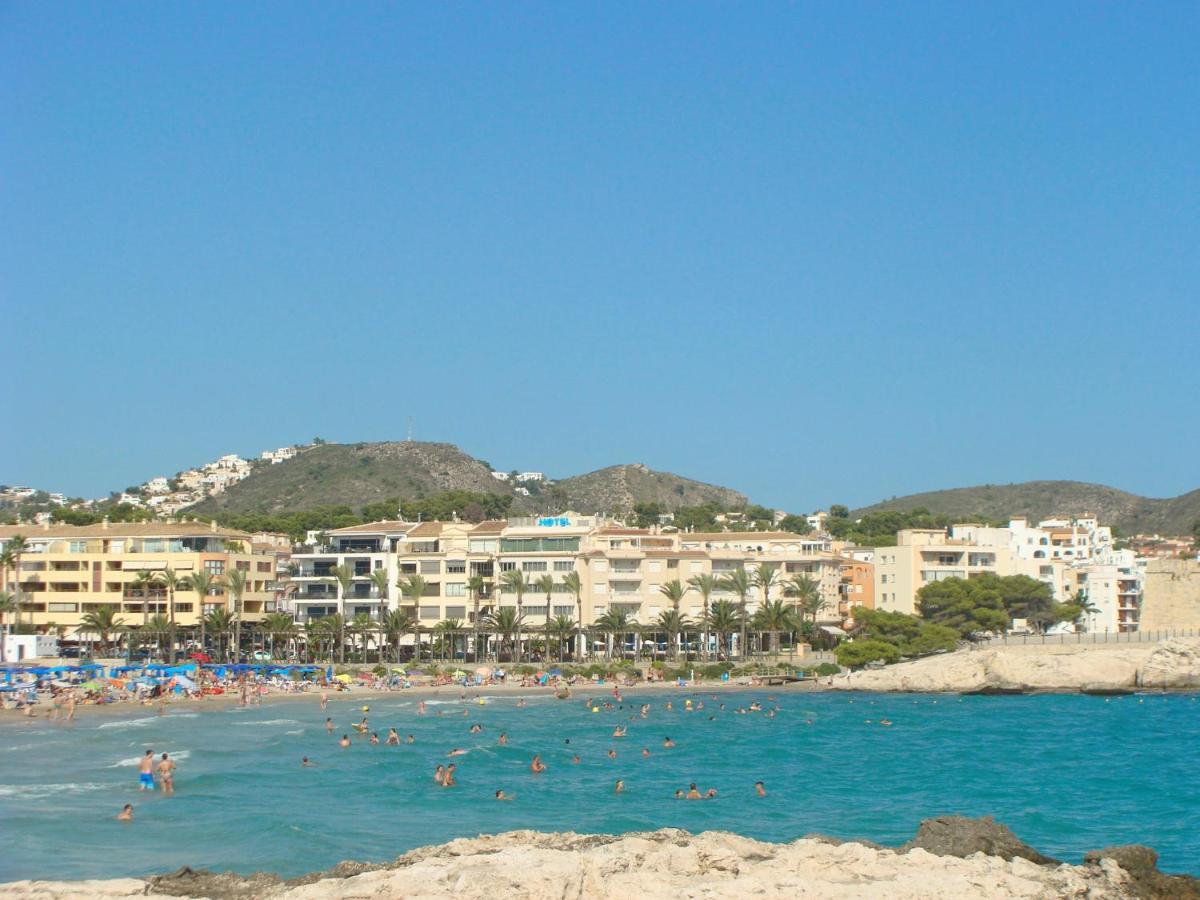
xmin=1 ymin=690 xmax=1197 ymax=881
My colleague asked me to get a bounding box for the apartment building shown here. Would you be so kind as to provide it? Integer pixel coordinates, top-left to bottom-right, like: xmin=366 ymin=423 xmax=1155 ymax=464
xmin=874 ymin=516 xmax=1142 ymax=632
xmin=0 ymin=521 xmax=280 ymax=634
xmin=288 ymin=516 xmax=846 ymax=645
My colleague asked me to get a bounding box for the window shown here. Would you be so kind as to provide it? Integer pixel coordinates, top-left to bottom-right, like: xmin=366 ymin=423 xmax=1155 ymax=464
xmin=204 ymin=560 xmax=225 ymax=575
xmin=257 ymin=562 xmax=272 ymax=572
xmin=470 ymin=539 xmax=499 ymax=553
xmin=553 ymin=605 xmax=574 ymax=616
xmin=69 ymin=540 xmax=88 ymax=553
xmin=420 ymin=561 xmax=440 ymax=575
xmin=236 ymin=561 xmax=250 ymax=571
xmin=593 ymin=560 xmax=608 ymax=571
xmin=446 ymin=560 xmax=466 ymax=574
xmin=689 ymin=561 xmax=702 ymax=573
xmin=667 ymin=559 xmax=678 ymax=569
xmin=419 ymin=605 xmax=440 ymax=619
xmin=648 ymin=561 xmax=662 ymax=573
xmin=522 ymin=561 xmax=547 ymax=572
xmin=445 ymin=582 xmax=466 ymax=597
xmin=49 ymin=602 xmax=78 ymax=613
xmin=499 ymin=561 xmax=516 ymax=572
xmin=526 ymin=605 xmax=547 ymax=616
xmin=445 ymin=605 xmax=466 ymax=619
xmin=553 ymin=561 xmax=573 ymax=572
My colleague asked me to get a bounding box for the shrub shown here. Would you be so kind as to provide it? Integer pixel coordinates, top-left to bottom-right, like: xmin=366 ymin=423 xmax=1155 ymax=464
xmin=371 ymin=664 xmax=388 ymax=676
xmin=835 ymin=640 xmax=901 ymax=669
xmin=813 ymin=662 xmax=840 ymax=676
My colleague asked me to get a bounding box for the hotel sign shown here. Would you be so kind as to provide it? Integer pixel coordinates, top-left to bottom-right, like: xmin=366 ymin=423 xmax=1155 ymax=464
xmin=536 ymin=516 xmax=570 ymax=527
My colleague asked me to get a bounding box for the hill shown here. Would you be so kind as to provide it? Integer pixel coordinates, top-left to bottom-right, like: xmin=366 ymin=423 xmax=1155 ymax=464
xmin=188 ymin=442 xmax=519 ymax=516
xmin=852 ymin=480 xmax=1200 ymax=536
xmin=555 ymin=463 xmax=748 ymax=514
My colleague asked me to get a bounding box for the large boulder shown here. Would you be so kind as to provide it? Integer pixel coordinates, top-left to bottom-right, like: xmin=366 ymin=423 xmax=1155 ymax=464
xmin=900 ymin=815 xmax=1059 ymax=865
xmin=1084 ymin=845 xmax=1200 ymax=899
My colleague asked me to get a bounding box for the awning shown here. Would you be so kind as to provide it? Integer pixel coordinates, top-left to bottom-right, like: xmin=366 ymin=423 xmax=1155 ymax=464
xmin=820 ymin=625 xmax=848 ymax=637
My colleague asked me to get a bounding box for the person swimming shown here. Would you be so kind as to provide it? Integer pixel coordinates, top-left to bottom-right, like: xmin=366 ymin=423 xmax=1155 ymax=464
xmin=470 ymin=724 xmax=482 ymax=734
xmin=607 ymin=749 xmax=617 ymax=759
xmin=117 ymin=804 xmax=133 ymax=821
xmin=406 ymin=734 xmax=415 ymax=744
xmin=705 ymin=788 xmax=717 ymax=799
xmin=612 ymin=725 xmax=627 ymax=738
xmin=530 ymin=754 xmax=546 ymax=773
xmin=498 ymin=732 xmax=508 ymax=745
xmin=663 ymin=737 xmax=675 ymax=748
xmin=755 ymin=781 xmax=766 ymax=796
xmin=641 ymin=748 xmax=650 ymax=758
xmin=386 ymin=728 xmax=400 ymax=745
xmin=495 ymin=790 xmax=514 ymax=801
xmin=302 ymin=757 xmax=316 ymax=767
xmin=443 ymin=763 xmax=457 ymax=787
xmin=686 ymin=783 xmax=701 ymax=800
xmin=434 ymin=765 xmax=445 ymax=784
xmin=369 ymin=732 xmax=380 ymax=745
xmin=570 ymin=754 xmax=580 ymax=764
xmin=674 ymin=789 xmax=684 ymax=799
xmin=339 ymin=735 xmax=351 ymax=748
xmin=614 ymin=779 xmax=624 ymax=794
xmin=448 ymin=748 xmax=468 ymax=757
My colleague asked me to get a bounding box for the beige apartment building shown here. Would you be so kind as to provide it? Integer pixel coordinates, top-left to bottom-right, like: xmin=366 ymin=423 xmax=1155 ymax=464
xmin=874 ymin=529 xmax=1014 ymax=616
xmin=288 ymin=516 xmax=845 ymax=640
xmin=0 ymin=521 xmax=280 ymax=635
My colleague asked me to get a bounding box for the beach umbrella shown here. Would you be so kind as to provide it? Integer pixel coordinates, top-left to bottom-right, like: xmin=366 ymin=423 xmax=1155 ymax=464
xmin=451 ymin=669 xmax=466 ymax=677
xmin=548 ymin=668 xmax=563 ymax=677
xmin=81 ymin=680 xmax=103 ymax=691
xmin=391 ymin=667 xmax=407 ymax=674
xmin=333 ymin=673 xmax=352 ymax=683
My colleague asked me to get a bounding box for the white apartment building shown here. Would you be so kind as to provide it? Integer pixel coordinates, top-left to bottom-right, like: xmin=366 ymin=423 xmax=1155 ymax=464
xmin=875 ymin=516 xmax=1142 ymax=632
xmin=262 ymin=447 xmax=298 ymax=464
xmin=145 ymin=477 xmax=171 ymax=494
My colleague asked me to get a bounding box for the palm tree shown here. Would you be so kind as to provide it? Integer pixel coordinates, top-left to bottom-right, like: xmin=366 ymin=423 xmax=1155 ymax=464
xmin=203 ymin=608 xmax=235 ymax=661
xmin=142 ymin=614 xmax=171 ymax=659
xmin=224 ymin=568 xmax=248 ymax=662
xmin=349 ymin=611 xmax=375 ymax=661
xmin=719 ymin=568 xmax=753 ymax=659
xmin=397 ymin=574 xmax=427 ymax=663
xmin=707 ymin=599 xmax=742 ymax=661
xmin=304 ymin=618 xmax=329 ymax=663
xmin=687 ymin=573 xmax=718 ymax=661
xmin=786 ymin=574 xmax=825 ymax=638
xmin=594 ymin=608 xmax=634 ymax=661
xmin=656 ymin=579 xmax=689 ymax=660
xmin=186 ymin=571 xmax=216 ymax=658
xmin=382 ymin=607 xmax=415 ymax=664
xmin=547 ymin=614 xmax=577 ymax=663
xmin=467 ymin=574 xmax=487 ymax=662
xmin=0 ymin=591 xmax=16 ymax=663
xmin=321 ymin=612 xmax=347 ymax=665
xmin=752 ymin=599 xmax=797 ymax=656
xmin=485 ymin=606 xmax=524 ymax=661
xmin=2 ymin=535 xmax=28 ymax=628
xmin=261 ymin=612 xmax=297 ymax=660
xmin=435 ymin=618 xmax=464 ymax=661
xmin=534 ymin=573 xmax=555 ymax=662
xmin=80 ymin=604 xmax=126 ymax=656
xmin=328 ymin=564 xmax=354 ymax=617
xmin=369 ymin=568 xmax=390 ymax=604
xmin=654 ymin=608 xmax=691 ymax=662
xmin=561 ymin=571 xmax=583 ymax=659
xmin=159 ymin=567 xmax=182 ymax=663
xmin=499 ymin=570 xmax=530 ymax=662
xmin=130 ymin=570 xmax=158 ymax=629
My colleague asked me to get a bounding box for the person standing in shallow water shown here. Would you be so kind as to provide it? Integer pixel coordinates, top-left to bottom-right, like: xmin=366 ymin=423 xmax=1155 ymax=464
xmin=138 ymin=750 xmax=155 ymax=791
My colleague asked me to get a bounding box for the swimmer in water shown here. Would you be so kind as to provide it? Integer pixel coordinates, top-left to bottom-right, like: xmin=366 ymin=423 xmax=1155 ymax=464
xmin=320 ymin=690 xmax=328 ymax=709
xmin=498 ymin=732 xmax=508 ymax=746
xmin=444 ymin=763 xmax=457 ymax=787
xmin=641 ymin=748 xmax=651 ymax=758
xmin=530 ymin=754 xmax=546 ymax=773
xmin=612 ymin=725 xmax=627 ymax=738
xmin=117 ymin=804 xmax=133 ymax=821
xmin=386 ymin=728 xmax=400 ymax=745
xmin=614 ymin=779 xmax=624 ymax=794
xmin=470 ymin=724 xmax=482 ymax=734
xmin=302 ymin=757 xmax=316 ymax=767
xmin=686 ymin=783 xmax=701 ymax=800
xmin=369 ymin=732 xmax=380 ymax=745
xmin=705 ymin=788 xmax=717 ymax=799
xmin=495 ymin=790 xmax=514 ymax=801
xmin=325 ymin=717 xmax=334 ymax=734
xmin=434 ymin=765 xmax=445 ymax=785
xmin=674 ymin=789 xmax=684 ymax=799
xmin=339 ymin=735 xmax=351 ymax=748
xmin=663 ymin=737 xmax=675 ymax=748
xmin=571 ymin=754 xmax=580 ymax=764
xmin=448 ymin=748 xmax=468 ymax=757
xmin=517 ymin=699 xmax=527 ymax=708
xmin=406 ymin=734 xmax=415 ymax=744
xmin=417 ymin=701 xmax=427 ymax=716
xmin=755 ymin=781 xmax=766 ymax=796
xmin=607 ymin=749 xmax=617 ymax=759
xmin=156 ymin=752 xmax=176 ymax=795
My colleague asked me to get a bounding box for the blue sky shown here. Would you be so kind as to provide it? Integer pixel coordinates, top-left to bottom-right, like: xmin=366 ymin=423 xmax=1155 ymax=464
xmin=2 ymin=3 xmax=1198 ymax=511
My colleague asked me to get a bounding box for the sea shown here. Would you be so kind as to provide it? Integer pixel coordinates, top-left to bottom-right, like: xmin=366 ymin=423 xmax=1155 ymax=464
xmin=0 ymin=689 xmax=1196 ymax=881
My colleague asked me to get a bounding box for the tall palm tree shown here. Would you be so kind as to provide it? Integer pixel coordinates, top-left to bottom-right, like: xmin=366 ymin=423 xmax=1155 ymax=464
xmin=186 ymin=571 xmax=216 ymax=658
xmin=688 ymin=573 xmax=718 ymax=661
xmin=466 ymin=574 xmax=487 ymax=662
xmin=382 ymin=607 xmax=416 ymax=664
xmin=706 ymin=599 xmax=742 ymax=661
xmin=656 ymin=579 xmax=689 ymax=660
xmin=304 ymin=618 xmax=329 ymax=663
xmin=485 ymin=606 xmax=523 ymax=662
xmin=203 ymin=608 xmax=235 ymax=661
xmin=786 ymin=574 xmax=825 ymax=638
xmin=397 ymin=574 xmax=427 ymax=663
xmin=130 ymin=570 xmax=157 ymax=629
xmin=321 ymin=612 xmax=347 ymax=665
xmin=752 ymin=599 xmax=797 ymax=656
xmin=143 ymin=614 xmax=171 ymax=659
xmin=719 ymin=568 xmax=753 ymax=659
xmin=435 ymin=618 xmax=463 ymax=661
xmin=0 ymin=591 xmax=16 ymax=663
xmin=561 ymin=571 xmax=583 ymax=659
xmin=159 ymin=567 xmax=181 ymax=663
xmin=368 ymin=568 xmax=390 ymax=604
xmin=80 ymin=604 xmax=125 ymax=656
xmin=534 ymin=573 xmax=555 ymax=662
xmin=328 ymin=564 xmax=354 ymax=617
xmin=224 ymin=568 xmax=248 ymax=663
xmin=2 ymin=535 xmax=28 ymax=628
xmin=654 ymin=609 xmax=691 ymax=662
xmin=499 ymin=570 xmax=530 ymax=662
xmin=350 ymin=611 xmax=375 ymax=661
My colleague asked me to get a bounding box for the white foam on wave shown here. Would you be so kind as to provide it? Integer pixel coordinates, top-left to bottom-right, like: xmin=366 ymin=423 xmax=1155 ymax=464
xmin=110 ymin=749 xmax=191 ymax=768
xmin=285 ymin=729 xmax=305 ymax=735
xmin=0 ymin=782 xmax=110 ymax=798
xmin=97 ymin=716 xmax=159 ymax=730
xmin=233 ymin=719 xmax=300 ymax=727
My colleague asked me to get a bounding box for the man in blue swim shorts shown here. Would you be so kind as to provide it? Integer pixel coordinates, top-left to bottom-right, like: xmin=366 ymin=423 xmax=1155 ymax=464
xmin=138 ymin=749 xmax=155 ymax=790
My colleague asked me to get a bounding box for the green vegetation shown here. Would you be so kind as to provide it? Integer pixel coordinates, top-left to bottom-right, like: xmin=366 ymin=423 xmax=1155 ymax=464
xmin=835 ymin=639 xmax=901 ymax=668
xmin=825 ymin=508 xmax=1005 ymax=547
xmin=917 ymin=573 xmax=1072 ymax=635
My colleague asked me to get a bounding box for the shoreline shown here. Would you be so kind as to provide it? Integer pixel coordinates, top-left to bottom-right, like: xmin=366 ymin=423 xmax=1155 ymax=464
xmin=2 ymin=817 xmax=1195 ymax=899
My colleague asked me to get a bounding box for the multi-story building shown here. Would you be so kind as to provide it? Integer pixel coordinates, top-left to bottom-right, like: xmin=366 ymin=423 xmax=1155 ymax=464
xmin=838 ymin=550 xmax=875 ymax=620
xmin=0 ymin=521 xmax=280 ymax=635
xmin=288 ymin=516 xmax=845 ymax=655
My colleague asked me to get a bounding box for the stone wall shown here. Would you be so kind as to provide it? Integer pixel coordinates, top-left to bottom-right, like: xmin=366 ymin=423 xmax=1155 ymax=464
xmin=1139 ymin=559 xmax=1200 ymax=629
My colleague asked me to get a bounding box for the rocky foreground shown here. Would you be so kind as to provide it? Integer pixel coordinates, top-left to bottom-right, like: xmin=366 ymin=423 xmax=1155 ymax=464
xmin=830 ymin=637 xmax=1200 ymax=694
xmin=4 ymin=817 xmax=1197 ymax=900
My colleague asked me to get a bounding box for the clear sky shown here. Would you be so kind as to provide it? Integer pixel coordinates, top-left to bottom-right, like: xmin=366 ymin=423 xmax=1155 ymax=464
xmin=2 ymin=3 xmax=1198 ymax=511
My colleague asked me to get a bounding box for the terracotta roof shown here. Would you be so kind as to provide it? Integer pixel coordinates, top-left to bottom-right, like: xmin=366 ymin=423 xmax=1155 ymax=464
xmin=470 ymin=520 xmax=507 ymax=534
xmin=329 ymin=521 xmax=416 ymax=535
xmin=0 ymin=522 xmax=253 ymax=540
xmin=406 ymin=522 xmax=443 ymax=538
xmin=683 ymin=531 xmax=815 ymax=542
xmin=597 ymin=527 xmax=653 ymax=536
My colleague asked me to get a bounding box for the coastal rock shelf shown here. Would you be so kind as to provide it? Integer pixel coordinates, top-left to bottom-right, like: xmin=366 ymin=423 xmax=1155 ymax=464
xmin=830 ymin=638 xmax=1200 ymax=694
xmin=4 ymin=819 xmax=1196 ymax=900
